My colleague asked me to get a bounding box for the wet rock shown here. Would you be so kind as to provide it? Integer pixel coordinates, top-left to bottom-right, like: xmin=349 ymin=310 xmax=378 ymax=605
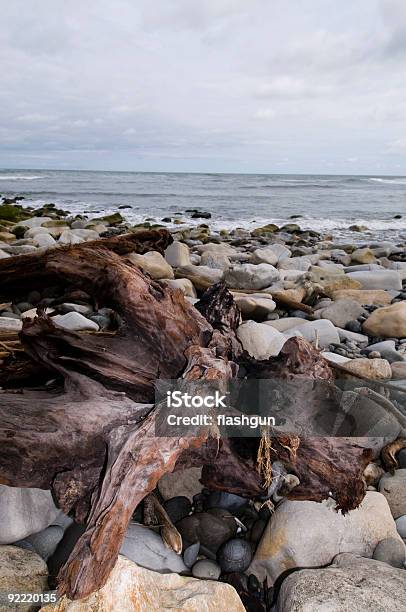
xmin=217 ymin=538 xmax=252 ymax=573
xmin=192 ymin=559 xmax=221 ymax=580
xmin=373 ymin=537 xmax=405 ymax=568
xmin=363 ymin=302 xmax=406 ymax=338
xmin=237 ymin=321 xmax=286 ymax=360
xmin=379 ymin=469 xmax=406 ymax=518
xmin=249 ymin=492 xmax=402 ymax=583
xmin=120 ymin=523 xmax=187 ymax=573
xmin=276 ymin=553 xmax=406 ymax=612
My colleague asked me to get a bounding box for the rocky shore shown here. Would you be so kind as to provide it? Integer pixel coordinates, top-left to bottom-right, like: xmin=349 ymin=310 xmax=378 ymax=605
xmin=0 ymin=196 xmax=405 ymax=612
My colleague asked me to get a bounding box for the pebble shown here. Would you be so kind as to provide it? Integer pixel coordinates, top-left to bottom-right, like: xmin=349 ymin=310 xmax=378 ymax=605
xmin=395 ymin=515 xmax=406 ymax=539
xmin=204 ymin=492 xmax=248 ymax=513
xmin=217 ymin=538 xmax=252 ymax=573
xmin=183 ymin=541 xmax=200 ymax=568
xmin=192 ymin=559 xmax=221 ymax=580
xmin=52 ymin=312 xmax=99 ymax=332
xmin=372 ymin=537 xmax=405 ymax=568
xmin=14 ymin=525 xmax=64 ymax=561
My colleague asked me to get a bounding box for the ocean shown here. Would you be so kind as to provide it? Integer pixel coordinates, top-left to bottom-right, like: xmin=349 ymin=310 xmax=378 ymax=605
xmin=1 ymin=169 xmax=405 ymax=241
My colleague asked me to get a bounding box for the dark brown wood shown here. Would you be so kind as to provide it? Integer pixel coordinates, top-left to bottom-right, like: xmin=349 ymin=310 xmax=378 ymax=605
xmin=0 ymin=229 xmax=172 ymax=300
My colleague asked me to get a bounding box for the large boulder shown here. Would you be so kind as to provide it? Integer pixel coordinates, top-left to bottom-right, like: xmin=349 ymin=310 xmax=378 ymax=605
xmin=363 ymin=302 xmax=406 ymax=338
xmin=40 ymin=555 xmax=245 ymax=612
xmin=0 ymin=546 xmax=48 ymax=611
xmin=128 ymin=251 xmax=174 ymax=280
xmin=277 ymin=553 xmax=406 ymax=612
xmin=236 ymin=321 xmax=286 ymax=360
xmin=379 ymin=469 xmax=406 ymax=519
xmin=224 ymin=263 xmax=279 ymax=290
xmin=249 ymin=492 xmax=402 ymax=583
xmin=0 ymin=485 xmax=60 ymax=545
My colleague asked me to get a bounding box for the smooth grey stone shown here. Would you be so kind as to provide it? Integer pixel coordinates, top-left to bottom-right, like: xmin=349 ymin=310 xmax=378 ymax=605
xmin=183 ymin=541 xmax=200 ymax=568
xmin=373 ymin=537 xmax=405 ymax=568
xmin=217 ymin=538 xmax=252 ymax=573
xmin=0 ymin=485 xmax=60 ymax=545
xmin=346 ymin=270 xmax=402 ymax=291
xmin=395 ymin=515 xmax=406 ymax=538
xmin=365 ymin=340 xmax=396 ymax=353
xmin=20 ymin=525 xmax=64 ymax=561
xmin=204 ymin=492 xmax=248 ymax=513
xmin=192 ymin=559 xmax=221 ymax=580
xmin=120 ymin=522 xmax=187 ymax=573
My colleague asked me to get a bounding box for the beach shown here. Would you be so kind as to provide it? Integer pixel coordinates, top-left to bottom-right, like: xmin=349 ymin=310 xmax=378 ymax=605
xmin=0 ymin=193 xmax=405 ymax=610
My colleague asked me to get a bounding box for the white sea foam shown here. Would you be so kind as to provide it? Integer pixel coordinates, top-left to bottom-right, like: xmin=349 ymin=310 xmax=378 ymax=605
xmin=368 ymin=177 xmax=406 ymax=185
xmin=0 ymin=175 xmax=44 ymax=180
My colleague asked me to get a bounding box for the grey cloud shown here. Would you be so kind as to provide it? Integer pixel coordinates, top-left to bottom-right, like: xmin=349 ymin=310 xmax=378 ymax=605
xmin=0 ymin=0 xmax=405 ymax=173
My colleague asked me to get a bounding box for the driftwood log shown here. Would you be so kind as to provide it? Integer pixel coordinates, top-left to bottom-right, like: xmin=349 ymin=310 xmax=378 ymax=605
xmin=0 ymin=234 xmax=396 ymax=599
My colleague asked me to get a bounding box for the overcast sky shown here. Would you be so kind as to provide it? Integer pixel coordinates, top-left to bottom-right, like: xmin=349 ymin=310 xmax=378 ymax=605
xmin=1 ymin=0 xmax=406 ymax=174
